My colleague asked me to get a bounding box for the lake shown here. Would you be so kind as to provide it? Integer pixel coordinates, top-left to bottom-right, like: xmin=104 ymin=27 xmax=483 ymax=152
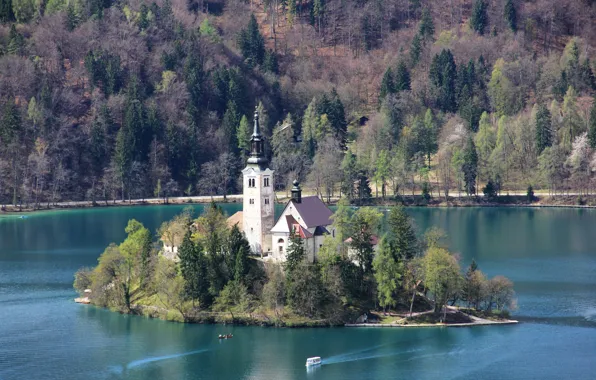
xmin=1 ymin=205 xmax=595 ymax=379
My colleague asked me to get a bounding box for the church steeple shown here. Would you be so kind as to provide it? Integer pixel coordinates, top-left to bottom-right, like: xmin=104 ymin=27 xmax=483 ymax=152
xmin=247 ymin=106 xmax=268 ymax=169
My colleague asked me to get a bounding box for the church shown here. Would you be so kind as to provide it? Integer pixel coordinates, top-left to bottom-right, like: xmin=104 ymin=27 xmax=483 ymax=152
xmin=228 ymin=108 xmax=335 ymax=262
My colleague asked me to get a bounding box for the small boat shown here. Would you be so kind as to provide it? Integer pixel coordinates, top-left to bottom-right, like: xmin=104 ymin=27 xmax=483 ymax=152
xmin=305 ymin=357 xmax=321 ymax=367
xmin=218 ymin=334 xmax=233 ymax=339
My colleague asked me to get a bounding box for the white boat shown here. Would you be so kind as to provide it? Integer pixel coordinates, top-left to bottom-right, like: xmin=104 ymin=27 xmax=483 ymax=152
xmin=305 ymin=357 xmax=321 ymax=366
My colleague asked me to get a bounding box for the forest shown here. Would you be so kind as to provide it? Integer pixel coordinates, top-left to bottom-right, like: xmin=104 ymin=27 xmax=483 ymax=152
xmin=74 ymin=204 xmax=515 ymax=324
xmin=1 ymin=0 xmax=596 ymax=207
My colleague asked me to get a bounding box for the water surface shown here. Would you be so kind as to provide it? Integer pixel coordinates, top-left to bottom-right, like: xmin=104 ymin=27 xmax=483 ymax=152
xmin=1 ymin=205 xmax=595 ymax=379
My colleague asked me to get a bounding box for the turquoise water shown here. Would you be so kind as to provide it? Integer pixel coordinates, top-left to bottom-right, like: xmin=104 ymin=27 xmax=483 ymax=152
xmin=1 ymin=205 xmax=595 ymax=379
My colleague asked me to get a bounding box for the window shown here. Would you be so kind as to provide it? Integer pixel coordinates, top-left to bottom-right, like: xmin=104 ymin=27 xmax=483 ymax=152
xmin=279 ymin=246 xmax=283 ymax=254
xmin=249 ymin=198 xmax=254 ymax=205
xmin=264 ymin=177 xmax=270 ymax=187
xmin=277 ymin=238 xmax=285 ymax=244
xmin=264 ymin=198 xmax=270 ymax=205
xmin=248 ymin=178 xmax=255 ymax=188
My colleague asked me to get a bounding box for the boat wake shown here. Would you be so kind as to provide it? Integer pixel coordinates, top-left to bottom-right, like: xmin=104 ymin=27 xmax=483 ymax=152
xmin=104 ymin=347 xmax=212 ymax=376
xmin=322 ymin=343 xmax=422 ymax=365
xmin=126 ymin=348 xmax=211 ymax=369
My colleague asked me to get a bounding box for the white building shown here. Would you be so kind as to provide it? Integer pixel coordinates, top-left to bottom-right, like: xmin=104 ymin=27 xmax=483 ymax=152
xmin=228 ymin=108 xmax=334 ymax=262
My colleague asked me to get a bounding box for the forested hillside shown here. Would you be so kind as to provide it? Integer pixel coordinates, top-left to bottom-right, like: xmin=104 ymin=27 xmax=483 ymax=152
xmin=0 ymin=0 xmax=596 ymax=207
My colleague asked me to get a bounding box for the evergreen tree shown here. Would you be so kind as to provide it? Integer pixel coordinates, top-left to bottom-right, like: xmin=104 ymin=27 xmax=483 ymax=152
xmin=223 ymin=101 xmax=240 ymax=153
xmin=12 ymin=0 xmax=34 ymax=23
xmin=284 ymin=230 xmax=305 ymax=275
xmin=462 ymin=136 xmax=478 ymax=195
xmin=580 ymin=59 xmax=596 ymax=92
xmin=65 ymin=3 xmax=79 ymax=31
xmin=379 ymin=67 xmax=395 ymax=102
xmin=418 ymin=7 xmax=434 ymax=39
xmin=430 ymin=49 xmax=457 ymax=113
xmin=341 ymin=150 xmax=358 ymax=200
xmin=0 ymin=0 xmax=14 ymax=22
xmin=237 ymin=14 xmax=265 ymax=67
xmin=7 ymin=24 xmax=24 ymax=55
xmin=410 ymin=33 xmax=422 ymax=66
xmin=504 ymin=0 xmax=516 ymax=32
xmin=387 ymin=205 xmax=418 ymax=261
xmin=535 ymin=103 xmax=553 ymax=154
xmin=0 ymin=98 xmax=20 ymax=145
xmin=184 ymin=50 xmax=205 ymax=123
xmin=588 ymin=100 xmax=596 ymax=149
xmin=394 ymin=61 xmax=411 ymax=92
xmin=179 ymin=231 xmax=211 ymax=307
xmin=227 ymin=224 xmax=250 ymax=283
xmin=263 ymin=50 xmax=279 ymax=74
xmin=356 ymin=172 xmax=372 ymax=204
xmin=373 ymin=238 xmax=402 ymax=310
xmin=470 ymin=0 xmax=488 ymax=35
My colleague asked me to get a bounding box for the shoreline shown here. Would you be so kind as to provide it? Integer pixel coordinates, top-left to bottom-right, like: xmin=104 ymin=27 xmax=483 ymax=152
xmin=345 ymin=320 xmax=519 ymax=328
xmin=75 ymin=300 xmax=517 ymax=329
xmin=5 ymin=193 xmax=596 ymax=214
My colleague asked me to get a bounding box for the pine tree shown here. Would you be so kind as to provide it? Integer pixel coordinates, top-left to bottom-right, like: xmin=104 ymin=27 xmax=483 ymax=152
xmin=357 ymin=172 xmax=372 ymax=204
xmin=65 ymin=3 xmax=79 ymax=31
xmin=410 ymin=33 xmax=422 ymax=66
xmin=462 ymin=136 xmax=478 ymax=195
xmin=535 ymin=103 xmax=553 ymax=154
xmin=237 ymin=14 xmax=265 ymax=67
xmin=470 ymin=0 xmax=488 ymax=35
xmin=179 ymin=231 xmax=210 ymax=307
xmin=430 ymin=50 xmax=457 ymax=113
xmin=227 ymin=224 xmax=250 ymax=283
xmin=284 ymin=230 xmax=305 ymax=275
xmin=418 ymin=7 xmax=434 ymax=39
xmin=588 ymin=100 xmax=596 ymax=149
xmin=223 ymin=101 xmax=240 ymax=153
xmin=387 ymin=205 xmax=418 ymax=261
xmin=373 ymin=238 xmax=402 ymax=310
xmin=504 ymin=0 xmax=516 ymax=32
xmin=379 ymin=67 xmax=395 ymax=102
xmin=0 ymin=0 xmax=14 ymax=22
xmin=0 ymin=98 xmax=20 ymax=145
xmin=7 ymin=24 xmax=24 ymax=55
xmin=394 ymin=61 xmax=411 ymax=92
xmin=263 ymin=50 xmax=279 ymax=74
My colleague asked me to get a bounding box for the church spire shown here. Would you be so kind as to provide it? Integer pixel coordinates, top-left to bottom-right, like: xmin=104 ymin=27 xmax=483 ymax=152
xmin=247 ymin=106 xmax=268 ymax=168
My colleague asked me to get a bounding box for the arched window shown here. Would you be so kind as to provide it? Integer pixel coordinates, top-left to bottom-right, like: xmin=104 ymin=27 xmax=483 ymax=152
xmin=278 ymin=238 xmax=285 ymax=244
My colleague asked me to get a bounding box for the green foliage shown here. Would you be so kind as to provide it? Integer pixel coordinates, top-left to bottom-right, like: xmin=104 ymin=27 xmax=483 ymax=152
xmin=535 ymin=103 xmax=552 ymax=154
xmin=379 ymin=67 xmax=394 ymax=102
xmin=482 ymin=179 xmax=497 ymax=199
xmin=423 ymin=246 xmax=461 ymax=315
xmin=0 ymin=98 xmax=21 ymax=145
xmin=430 ymin=49 xmax=457 ymax=113
xmin=526 ymin=185 xmax=534 ymax=202
xmin=12 ymin=0 xmax=34 ymax=23
xmin=387 ymin=205 xmax=418 ymax=260
xmin=7 ymin=24 xmax=24 ymax=55
xmin=179 ymin=231 xmax=211 ymax=307
xmin=418 ymin=8 xmax=434 ymax=39
xmin=394 ymin=61 xmax=411 ymax=92
xmin=504 ymin=0 xmax=516 ymax=32
xmin=410 ymin=33 xmax=422 ymax=66
xmin=373 ymin=238 xmax=402 ymax=310
xmin=286 ymin=262 xmax=328 ymax=318
xmin=349 ymin=207 xmax=381 ymax=277
xmin=462 ymin=136 xmax=478 ymax=195
xmin=470 ymin=0 xmax=488 ymax=35
xmin=84 ymin=49 xmax=123 ymax=96
xmin=0 ymin=0 xmax=14 ymax=22
xmin=588 ymin=100 xmax=596 ymax=149
xmin=237 ymin=14 xmax=265 ymax=67
xmin=284 ymin=230 xmax=305 ymax=275
xmin=263 ymin=50 xmax=279 ymax=74
xmin=213 ymin=280 xmax=252 ymax=319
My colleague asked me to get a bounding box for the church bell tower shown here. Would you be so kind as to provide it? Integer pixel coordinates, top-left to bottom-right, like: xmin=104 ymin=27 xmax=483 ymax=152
xmin=242 ymin=107 xmax=275 ymax=255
